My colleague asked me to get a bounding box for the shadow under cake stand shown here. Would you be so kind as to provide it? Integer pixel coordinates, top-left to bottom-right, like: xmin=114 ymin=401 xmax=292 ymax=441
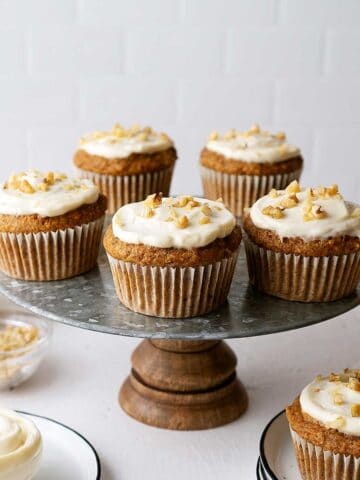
xmin=0 ymin=248 xmax=359 ymax=431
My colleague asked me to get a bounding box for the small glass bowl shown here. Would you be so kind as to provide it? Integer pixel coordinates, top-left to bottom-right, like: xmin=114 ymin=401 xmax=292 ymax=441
xmin=0 ymin=311 xmax=52 ymax=389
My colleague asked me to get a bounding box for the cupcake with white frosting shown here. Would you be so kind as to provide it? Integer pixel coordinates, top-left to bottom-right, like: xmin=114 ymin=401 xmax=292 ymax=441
xmin=287 ymin=369 xmax=360 ymax=480
xmin=243 ymin=181 xmax=360 ymax=301
xmin=0 ymin=170 xmax=107 ymax=281
xmin=0 ymin=407 xmax=42 ymax=480
xmin=74 ymin=123 xmax=177 ymax=213
xmin=103 ymin=193 xmax=241 ymax=318
xmin=200 ymin=124 xmax=303 ymax=217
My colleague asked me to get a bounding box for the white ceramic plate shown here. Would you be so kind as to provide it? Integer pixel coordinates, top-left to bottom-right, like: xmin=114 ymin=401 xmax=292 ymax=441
xmin=259 ymin=410 xmax=299 ymax=480
xmin=19 ymin=411 xmax=101 ymax=479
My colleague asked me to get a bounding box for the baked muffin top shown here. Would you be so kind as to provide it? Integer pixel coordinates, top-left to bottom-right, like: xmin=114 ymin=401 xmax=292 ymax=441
xmin=249 ymin=181 xmax=360 ymax=240
xmin=78 ymin=123 xmax=174 ymax=160
xmin=300 ymin=369 xmax=360 ymax=436
xmin=0 ymin=170 xmax=99 ymax=217
xmin=112 ymin=194 xmax=236 ymax=249
xmin=205 ymin=124 xmax=300 ymax=163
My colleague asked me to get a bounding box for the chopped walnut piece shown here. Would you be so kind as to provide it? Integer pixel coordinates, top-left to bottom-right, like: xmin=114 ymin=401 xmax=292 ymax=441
xmin=312 ymin=205 xmax=327 ymax=219
xmin=249 ymin=123 xmax=260 ymax=135
xmin=349 ymin=377 xmax=360 ymax=392
xmin=144 ymin=193 xmax=163 ymax=208
xmin=37 ymin=182 xmax=48 ymax=192
xmin=0 ymin=325 xmax=39 ymax=353
xmin=262 ymin=205 xmax=284 ymax=219
xmin=186 ymin=200 xmax=200 ymax=209
xmin=276 ymin=131 xmax=286 ymax=140
xmin=143 ymin=126 xmax=152 ymax=135
xmin=333 ymin=393 xmax=344 ymax=405
xmin=201 ymin=204 xmax=212 ymax=216
xmin=304 ymin=203 xmax=327 ymax=221
xmin=138 ymin=132 xmax=148 ymax=142
xmin=351 ymin=405 xmax=360 ymax=417
xmin=223 ymin=128 xmax=236 ymax=140
xmin=175 ymin=215 xmax=189 ymax=229
xmin=199 ymin=215 xmax=211 ymax=225
xmin=208 ymin=131 xmax=219 ymax=141
xmin=54 ymin=173 xmax=67 ymax=181
xmin=306 ymin=188 xmax=316 ymax=201
xmin=285 ymin=180 xmax=300 ymax=194
xmin=142 ymin=206 xmax=155 ymax=218
xmin=19 ymin=180 xmax=35 ymax=194
xmin=328 ymin=416 xmax=346 ymax=429
xmin=325 ymin=184 xmax=339 ymax=196
xmin=45 ymin=171 xmax=55 ymax=185
xmin=279 ymin=194 xmax=299 ymax=209
xmin=175 ymin=196 xmax=192 ymax=208
xmin=216 ymin=197 xmax=224 ymax=203
xmin=159 ymin=132 xmax=171 ymax=142
xmin=329 ymin=373 xmax=341 ymax=382
xmin=269 ymin=189 xmax=278 ymax=199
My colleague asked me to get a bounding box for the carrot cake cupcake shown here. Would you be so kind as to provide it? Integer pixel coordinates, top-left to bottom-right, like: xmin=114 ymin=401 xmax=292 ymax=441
xmin=0 ymin=170 xmax=107 ymax=281
xmin=74 ymin=123 xmax=177 ymax=213
xmin=287 ymin=369 xmax=360 ymax=480
xmin=200 ymin=124 xmax=303 ymax=217
xmin=0 ymin=407 xmax=42 ymax=479
xmin=104 ymin=194 xmax=241 ymax=318
xmin=243 ymin=181 xmax=360 ymax=302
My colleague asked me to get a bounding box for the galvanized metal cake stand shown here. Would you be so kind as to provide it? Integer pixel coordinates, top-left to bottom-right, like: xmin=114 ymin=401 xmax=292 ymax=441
xmin=0 ymin=246 xmax=359 ymax=431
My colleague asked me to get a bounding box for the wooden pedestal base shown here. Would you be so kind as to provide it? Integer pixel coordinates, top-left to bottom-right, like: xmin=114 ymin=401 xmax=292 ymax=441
xmin=119 ymin=339 xmax=248 ymax=430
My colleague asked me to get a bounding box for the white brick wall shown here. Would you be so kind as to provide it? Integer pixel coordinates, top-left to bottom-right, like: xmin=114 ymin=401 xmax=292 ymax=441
xmin=0 ymin=0 xmax=359 ymax=200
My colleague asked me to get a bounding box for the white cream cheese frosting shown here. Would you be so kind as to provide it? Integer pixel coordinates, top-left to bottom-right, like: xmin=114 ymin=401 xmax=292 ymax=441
xmin=0 ymin=407 xmax=42 ymax=479
xmin=206 ymin=124 xmax=300 ymax=163
xmin=79 ymin=123 xmax=173 ymax=159
xmin=300 ymin=370 xmax=360 ymax=436
xmin=0 ymin=170 xmax=99 ymax=217
xmin=112 ymin=194 xmax=236 ymax=249
xmin=249 ymin=182 xmax=360 ymax=240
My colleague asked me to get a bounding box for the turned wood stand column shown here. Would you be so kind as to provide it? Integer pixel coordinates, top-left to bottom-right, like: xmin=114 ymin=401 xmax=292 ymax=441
xmin=119 ymin=339 xmax=248 ymax=430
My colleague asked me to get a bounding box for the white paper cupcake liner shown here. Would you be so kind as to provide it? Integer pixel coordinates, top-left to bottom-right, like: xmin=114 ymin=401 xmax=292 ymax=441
xmin=0 ymin=217 xmax=104 ymax=281
xmin=290 ymin=428 xmax=360 ymax=480
xmin=75 ymin=166 xmax=174 ymax=214
xmin=244 ymin=235 xmax=360 ymax=302
xmin=200 ymin=166 xmax=302 ymax=217
xmin=107 ymin=250 xmax=239 ymax=318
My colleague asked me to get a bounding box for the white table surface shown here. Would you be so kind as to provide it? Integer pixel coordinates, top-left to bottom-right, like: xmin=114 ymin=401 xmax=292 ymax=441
xmin=0 ymin=293 xmax=359 ymax=480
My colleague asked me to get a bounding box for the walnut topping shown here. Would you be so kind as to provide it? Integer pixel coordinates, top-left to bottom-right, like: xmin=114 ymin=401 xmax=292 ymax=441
xmin=201 ymin=204 xmax=212 ymax=216
xmin=278 ymin=193 xmax=299 ymax=209
xmin=208 ymin=131 xmax=219 ymax=141
xmin=351 ymin=405 xmax=360 ymax=417
xmin=19 ymin=180 xmax=35 ymax=194
xmin=306 ymin=187 xmax=316 ymax=201
xmin=303 ymin=202 xmax=327 ymax=221
xmin=249 ymin=123 xmax=260 ymax=134
xmin=141 ymin=206 xmax=155 ymax=218
xmin=269 ymin=189 xmax=278 ymax=199
xmin=37 ymin=182 xmax=48 ymax=192
xmin=174 ymin=195 xmax=192 ymax=208
xmin=159 ymin=132 xmax=171 ymax=142
xmin=45 ymin=171 xmax=55 ymax=185
xmin=144 ymin=193 xmax=163 ymax=208
xmin=327 ymin=416 xmax=345 ymax=429
xmin=138 ymin=132 xmax=148 ymax=142
xmin=223 ymin=128 xmax=236 ymax=140
xmin=186 ymin=199 xmax=200 ymax=209
xmin=333 ymin=393 xmax=344 ymax=405
xmin=261 ymin=205 xmax=284 ymax=219
xmin=216 ymin=197 xmax=224 ymax=203
xmin=285 ymin=180 xmax=300 ymax=195
xmin=199 ymin=215 xmax=211 ymax=225
xmin=349 ymin=377 xmax=360 ymax=392
xmin=0 ymin=325 xmax=39 ymax=354
xmin=276 ymin=131 xmax=286 ymax=140
xmin=175 ymin=215 xmax=189 ymax=229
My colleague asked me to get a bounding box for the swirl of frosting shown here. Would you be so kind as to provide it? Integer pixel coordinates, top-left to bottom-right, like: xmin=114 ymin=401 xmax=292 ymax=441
xmin=79 ymin=123 xmax=173 ymax=159
xmin=300 ymin=370 xmax=360 ymax=436
xmin=206 ymin=124 xmax=300 ymax=163
xmin=249 ymin=182 xmax=360 ymax=240
xmin=0 ymin=170 xmax=99 ymax=217
xmin=112 ymin=194 xmax=236 ymax=249
xmin=0 ymin=408 xmax=42 ymax=478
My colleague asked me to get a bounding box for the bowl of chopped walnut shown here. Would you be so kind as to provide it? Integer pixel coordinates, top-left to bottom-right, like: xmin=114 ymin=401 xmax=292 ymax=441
xmin=0 ymin=311 xmax=52 ymax=389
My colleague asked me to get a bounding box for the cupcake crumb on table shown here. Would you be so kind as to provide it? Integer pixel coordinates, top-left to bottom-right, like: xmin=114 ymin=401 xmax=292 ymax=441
xmin=0 ymin=169 xmax=107 ymax=281
xmin=200 ymin=124 xmax=303 ymax=217
xmin=103 ymin=193 xmax=242 ymax=318
xmin=243 ymin=181 xmax=360 ymax=302
xmin=74 ymin=123 xmax=177 ymax=213
xmin=287 ymin=369 xmax=360 ymax=480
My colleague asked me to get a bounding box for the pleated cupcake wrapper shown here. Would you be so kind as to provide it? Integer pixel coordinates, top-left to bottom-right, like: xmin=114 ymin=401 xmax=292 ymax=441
xmin=243 ymin=234 xmax=360 ymax=302
xmin=107 ymin=250 xmax=239 ymax=318
xmin=290 ymin=428 xmax=360 ymax=480
xmin=75 ymin=166 xmax=174 ymax=214
xmin=0 ymin=217 xmax=104 ymax=281
xmin=200 ymin=166 xmax=302 ymax=217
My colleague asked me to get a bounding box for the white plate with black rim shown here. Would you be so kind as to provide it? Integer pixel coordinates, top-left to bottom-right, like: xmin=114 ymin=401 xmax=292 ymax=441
xmin=19 ymin=411 xmax=101 ymax=479
xmin=259 ymin=410 xmax=300 ymax=480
